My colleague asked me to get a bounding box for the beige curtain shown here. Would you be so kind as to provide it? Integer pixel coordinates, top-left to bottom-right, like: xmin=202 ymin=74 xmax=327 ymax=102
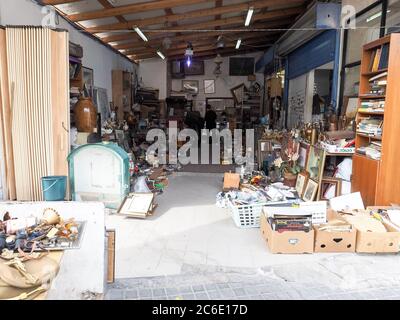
xmin=0 ymin=26 xmax=69 ymax=200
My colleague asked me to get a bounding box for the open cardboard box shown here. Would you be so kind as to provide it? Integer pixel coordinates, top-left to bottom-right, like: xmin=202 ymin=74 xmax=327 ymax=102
xmin=334 ymin=209 xmax=400 ymax=253
xmin=260 ymin=212 xmax=314 ymax=254
xmin=313 ymin=210 xmax=356 ymax=253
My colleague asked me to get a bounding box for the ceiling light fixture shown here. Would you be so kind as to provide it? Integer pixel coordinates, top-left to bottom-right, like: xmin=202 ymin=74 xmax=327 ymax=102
xmin=134 ymin=26 xmax=148 ymax=42
xmin=366 ymin=10 xmax=390 ymax=23
xmin=235 ymin=39 xmax=241 ymax=49
xmin=157 ymin=50 xmax=165 ymax=60
xmin=185 ymin=42 xmax=193 ymax=67
xmin=244 ymin=7 xmax=254 ymax=26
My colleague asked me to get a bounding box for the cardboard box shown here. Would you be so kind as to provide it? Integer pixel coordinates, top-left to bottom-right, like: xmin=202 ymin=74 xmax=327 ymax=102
xmin=335 ymin=209 xmax=400 ymax=253
xmin=223 ymin=173 xmax=240 ymax=191
xmin=314 ymin=227 xmax=356 ymax=253
xmin=313 ymin=209 xmax=356 ymax=252
xmin=260 ymin=214 xmax=314 ymax=254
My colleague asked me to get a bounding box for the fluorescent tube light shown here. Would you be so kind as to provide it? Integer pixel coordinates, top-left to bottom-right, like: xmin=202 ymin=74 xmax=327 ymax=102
xmin=244 ymin=7 xmax=254 ymax=26
xmin=134 ymin=27 xmax=148 ymax=42
xmin=235 ymin=39 xmax=241 ymax=49
xmin=157 ymin=50 xmax=165 ymax=60
xmin=366 ymin=10 xmax=390 ymax=23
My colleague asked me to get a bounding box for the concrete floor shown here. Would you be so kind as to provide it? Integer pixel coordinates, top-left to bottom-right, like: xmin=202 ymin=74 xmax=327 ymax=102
xmin=105 ymin=172 xmax=400 ymax=300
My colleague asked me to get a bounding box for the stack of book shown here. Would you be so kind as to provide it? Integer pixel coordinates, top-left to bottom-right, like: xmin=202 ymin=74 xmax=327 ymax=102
xmin=359 ymin=99 xmax=385 ymax=113
xmin=70 ymin=86 xmax=80 ymax=110
xmin=366 ymin=72 xmax=387 ymax=96
xmin=268 ymin=214 xmax=313 ymax=233
xmin=368 ymin=43 xmax=390 ymax=72
xmin=356 ymin=141 xmax=382 ymax=160
xmin=357 ymin=117 xmax=383 ymax=137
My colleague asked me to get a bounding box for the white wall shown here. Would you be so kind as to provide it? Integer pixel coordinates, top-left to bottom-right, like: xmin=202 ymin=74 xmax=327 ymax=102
xmin=0 ymin=0 xmax=136 ymax=98
xmin=138 ymin=59 xmax=167 ymax=100
xmin=170 ymin=52 xmax=264 ymax=116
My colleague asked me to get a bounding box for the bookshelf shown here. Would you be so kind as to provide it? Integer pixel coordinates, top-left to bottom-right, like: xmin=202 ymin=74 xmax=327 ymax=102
xmin=352 ymin=33 xmax=400 ymax=206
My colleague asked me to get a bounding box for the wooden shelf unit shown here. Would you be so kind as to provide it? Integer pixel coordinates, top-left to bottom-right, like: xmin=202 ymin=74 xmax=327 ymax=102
xmin=352 ymin=33 xmax=400 ymax=206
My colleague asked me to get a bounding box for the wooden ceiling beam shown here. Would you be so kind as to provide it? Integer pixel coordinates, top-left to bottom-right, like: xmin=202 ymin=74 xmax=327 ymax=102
xmin=155 ymin=6 xmax=305 ymax=33
xmin=97 ymin=0 xmax=127 ymax=24
xmin=133 ymin=38 xmax=275 ymax=59
xmin=122 ymin=32 xmax=279 ymax=56
xmin=67 ymin=0 xmax=214 ymax=22
xmin=41 ymin=0 xmax=80 ymax=4
xmin=165 ymin=37 xmax=277 ymax=56
xmin=215 ymin=0 xmax=223 ymax=23
xmin=102 ymin=18 xmax=292 ymax=44
xmin=111 ymin=20 xmax=291 ymax=52
xmin=158 ymin=44 xmax=272 ymax=60
xmin=86 ymin=0 xmax=304 ymax=33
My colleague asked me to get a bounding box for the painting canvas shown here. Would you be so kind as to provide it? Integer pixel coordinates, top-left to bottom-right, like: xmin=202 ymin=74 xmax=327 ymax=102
xmin=93 ymin=87 xmax=110 ymax=122
xmin=204 ymin=79 xmax=215 ymax=94
xmin=231 ymin=83 xmax=245 ymax=105
xmin=298 ymin=143 xmax=310 ymax=169
xmin=306 ymin=146 xmax=326 ymax=181
xmin=182 ymin=80 xmax=199 ymax=94
xmin=184 ymin=60 xmax=204 ymax=75
xmin=83 ymin=67 xmax=94 ymax=98
xmin=295 ymin=172 xmax=309 ymax=197
xmin=303 ymin=179 xmax=319 ymax=202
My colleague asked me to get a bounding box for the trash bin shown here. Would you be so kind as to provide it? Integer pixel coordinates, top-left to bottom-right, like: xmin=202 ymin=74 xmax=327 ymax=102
xmin=41 ymin=175 xmax=67 ymax=201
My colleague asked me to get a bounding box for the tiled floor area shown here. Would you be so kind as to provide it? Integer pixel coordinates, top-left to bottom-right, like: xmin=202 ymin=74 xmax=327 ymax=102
xmin=105 ymin=172 xmax=400 ymax=300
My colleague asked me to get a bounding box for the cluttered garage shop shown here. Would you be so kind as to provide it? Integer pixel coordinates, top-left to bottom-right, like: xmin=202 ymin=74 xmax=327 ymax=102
xmin=1 ymin=0 xmax=400 ymax=301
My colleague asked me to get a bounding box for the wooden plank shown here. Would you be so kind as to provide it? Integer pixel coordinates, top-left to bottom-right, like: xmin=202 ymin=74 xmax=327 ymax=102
xmin=351 ymin=154 xmax=379 ymax=207
xmin=215 ymin=0 xmax=223 ymax=22
xmin=138 ymin=43 xmax=273 ymax=60
xmin=106 ymin=229 xmax=116 ymax=284
xmin=50 ymin=30 xmax=70 ymax=187
xmin=150 ymin=37 xmax=276 ymax=56
xmin=0 ymin=28 xmax=16 ymax=200
xmin=376 ymin=33 xmax=400 ymax=206
xmin=86 ymin=0 xmax=304 ymax=33
xmin=68 ymin=0 xmax=213 ymax=22
xmin=122 ymin=31 xmax=279 ymax=55
xmin=41 ymin=0 xmax=80 ymax=4
xmin=97 ymin=0 xmax=127 ymax=24
xmin=106 ymin=18 xmax=292 ymax=47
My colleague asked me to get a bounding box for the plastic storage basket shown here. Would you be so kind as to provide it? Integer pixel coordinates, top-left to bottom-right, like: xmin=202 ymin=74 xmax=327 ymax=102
xmin=228 ymin=200 xmax=266 ymax=228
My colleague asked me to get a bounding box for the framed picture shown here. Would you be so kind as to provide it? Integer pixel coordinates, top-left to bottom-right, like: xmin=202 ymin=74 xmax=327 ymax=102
xmin=295 ymin=171 xmax=309 ymax=197
xmin=184 ymin=60 xmax=204 ymax=75
xmin=303 ymin=179 xmax=319 ymax=202
xmin=204 ymin=79 xmax=215 ymax=94
xmin=298 ymin=142 xmax=310 ymax=169
xmin=93 ymin=87 xmax=110 ymax=122
xmin=83 ymin=67 xmax=94 ymax=98
xmin=306 ymin=146 xmax=326 ymax=182
xmin=230 ymin=83 xmax=245 ymax=105
xmin=182 ymin=80 xmax=199 ymax=94
xmin=320 ymin=177 xmax=342 ymax=200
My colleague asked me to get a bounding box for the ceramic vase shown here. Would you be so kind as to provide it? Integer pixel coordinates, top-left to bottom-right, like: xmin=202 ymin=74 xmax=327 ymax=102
xmin=74 ymin=97 xmax=97 ymax=133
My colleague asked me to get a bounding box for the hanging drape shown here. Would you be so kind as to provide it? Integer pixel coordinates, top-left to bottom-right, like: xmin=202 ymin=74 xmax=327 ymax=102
xmin=0 ymin=26 xmax=69 ymax=200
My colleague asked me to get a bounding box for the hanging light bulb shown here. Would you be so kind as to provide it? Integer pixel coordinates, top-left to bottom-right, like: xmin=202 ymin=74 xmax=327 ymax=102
xmin=185 ymin=42 xmax=193 ymax=68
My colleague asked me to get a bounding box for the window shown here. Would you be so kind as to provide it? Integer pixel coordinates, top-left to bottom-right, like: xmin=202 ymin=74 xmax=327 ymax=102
xmin=385 ymin=0 xmax=400 ymax=34
xmin=339 ymin=1 xmax=385 ymax=111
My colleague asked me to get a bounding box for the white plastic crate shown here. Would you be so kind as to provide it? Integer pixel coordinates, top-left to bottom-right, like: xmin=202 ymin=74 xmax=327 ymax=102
xmin=228 ymin=200 xmax=266 ymax=228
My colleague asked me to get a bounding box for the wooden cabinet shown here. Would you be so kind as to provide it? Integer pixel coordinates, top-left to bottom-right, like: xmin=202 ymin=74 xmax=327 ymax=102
xmin=352 ymin=33 xmax=400 ymax=206
xmin=351 ymin=154 xmax=379 ymax=207
xmin=112 ymin=70 xmax=133 ymax=120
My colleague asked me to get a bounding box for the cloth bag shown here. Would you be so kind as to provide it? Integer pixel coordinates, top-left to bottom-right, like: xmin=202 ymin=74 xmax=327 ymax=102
xmin=0 ymin=256 xmax=59 ymax=300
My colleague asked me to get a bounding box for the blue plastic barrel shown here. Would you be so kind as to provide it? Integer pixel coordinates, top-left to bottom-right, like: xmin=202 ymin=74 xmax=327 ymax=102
xmin=41 ymin=176 xmax=67 ymax=201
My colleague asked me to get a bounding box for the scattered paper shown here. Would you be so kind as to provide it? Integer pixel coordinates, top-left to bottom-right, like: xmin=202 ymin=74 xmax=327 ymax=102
xmin=329 ymin=192 xmax=365 ymax=211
